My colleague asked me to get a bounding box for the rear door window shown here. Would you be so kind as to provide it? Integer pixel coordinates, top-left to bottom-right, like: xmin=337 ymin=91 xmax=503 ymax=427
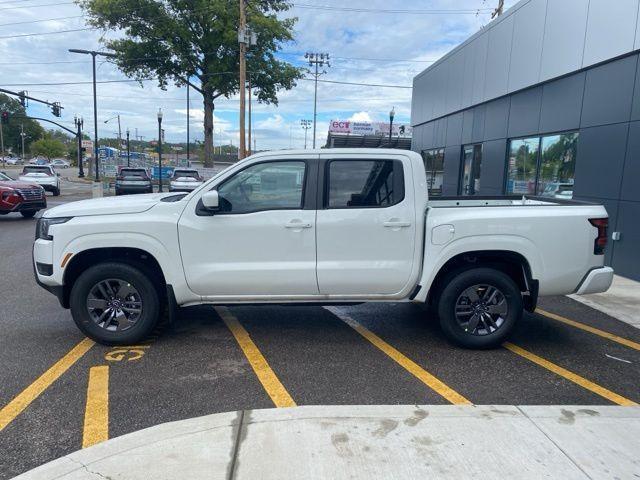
xmin=326 ymin=160 xmax=404 ymax=208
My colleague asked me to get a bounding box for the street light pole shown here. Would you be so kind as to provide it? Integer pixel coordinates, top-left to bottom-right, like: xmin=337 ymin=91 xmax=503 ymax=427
xmin=186 ymin=84 xmax=190 ymax=164
xmin=68 ymin=48 xmax=116 ymax=182
xmin=157 ymin=108 xmax=163 ymax=192
xmin=388 ymin=106 xmax=395 ymax=148
xmin=126 ymin=129 xmax=130 ymax=167
xmin=75 ymin=116 xmax=84 ymax=178
xmin=300 ymin=119 xmax=312 ymax=149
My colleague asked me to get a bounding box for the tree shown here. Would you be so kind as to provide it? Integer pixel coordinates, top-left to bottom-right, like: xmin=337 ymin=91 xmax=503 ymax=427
xmin=0 ymin=94 xmax=45 ymax=158
xmin=79 ymin=0 xmax=303 ymax=166
xmin=31 ymin=136 xmax=67 ymax=160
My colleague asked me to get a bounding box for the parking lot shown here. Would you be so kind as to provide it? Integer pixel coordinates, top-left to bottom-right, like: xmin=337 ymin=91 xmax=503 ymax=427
xmin=1 ymin=192 xmax=639 ymax=479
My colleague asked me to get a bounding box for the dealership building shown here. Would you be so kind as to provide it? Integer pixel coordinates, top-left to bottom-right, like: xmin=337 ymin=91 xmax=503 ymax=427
xmin=411 ymin=0 xmax=640 ymax=280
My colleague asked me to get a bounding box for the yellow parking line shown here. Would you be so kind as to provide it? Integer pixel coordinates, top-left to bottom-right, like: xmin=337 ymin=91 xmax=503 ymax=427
xmin=216 ymin=307 xmax=296 ymax=408
xmin=82 ymin=366 xmax=109 ymax=448
xmin=327 ymin=308 xmax=471 ymax=405
xmin=536 ymin=308 xmax=640 ymax=352
xmin=504 ymin=342 xmax=638 ymax=406
xmin=0 ymin=337 xmax=95 ymax=432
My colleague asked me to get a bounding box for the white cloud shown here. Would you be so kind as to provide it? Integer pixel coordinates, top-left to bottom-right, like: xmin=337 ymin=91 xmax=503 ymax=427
xmin=348 ymin=111 xmax=373 ymax=122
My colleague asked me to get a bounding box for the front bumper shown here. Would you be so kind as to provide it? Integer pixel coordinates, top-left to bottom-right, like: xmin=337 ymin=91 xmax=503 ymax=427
xmin=575 ymin=267 xmax=614 ymax=295
xmin=32 ymin=241 xmax=66 ymax=307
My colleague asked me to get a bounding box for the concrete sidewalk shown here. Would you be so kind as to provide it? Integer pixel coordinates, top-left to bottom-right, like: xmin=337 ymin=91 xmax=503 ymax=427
xmin=570 ymin=274 xmax=640 ymax=329
xmin=15 ymin=405 xmax=640 ymax=479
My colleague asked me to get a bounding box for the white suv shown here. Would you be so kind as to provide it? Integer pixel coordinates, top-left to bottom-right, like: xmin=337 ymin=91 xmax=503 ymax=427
xmin=19 ymin=165 xmax=60 ymax=196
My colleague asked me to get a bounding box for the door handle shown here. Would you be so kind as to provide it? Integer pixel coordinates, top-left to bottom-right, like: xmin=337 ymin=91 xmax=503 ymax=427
xmin=284 ymin=221 xmax=312 ymax=229
xmin=383 ymin=221 xmax=411 ymax=228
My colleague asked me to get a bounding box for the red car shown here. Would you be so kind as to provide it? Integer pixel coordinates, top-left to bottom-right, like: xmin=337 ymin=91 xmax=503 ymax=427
xmin=0 ymin=171 xmax=47 ymax=218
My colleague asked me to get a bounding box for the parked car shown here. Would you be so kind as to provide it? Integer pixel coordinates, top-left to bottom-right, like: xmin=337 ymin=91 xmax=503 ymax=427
xmin=33 ymin=149 xmax=613 ymax=347
xmin=115 ymin=167 xmax=153 ymax=195
xmin=29 ymin=158 xmax=49 ymax=166
xmin=169 ymin=168 xmax=204 ymax=192
xmin=2 ymin=156 xmax=21 ymax=166
xmin=0 ymin=171 xmax=46 ymax=218
xmin=51 ymin=159 xmax=70 ymax=169
xmin=19 ymin=165 xmax=60 ymax=196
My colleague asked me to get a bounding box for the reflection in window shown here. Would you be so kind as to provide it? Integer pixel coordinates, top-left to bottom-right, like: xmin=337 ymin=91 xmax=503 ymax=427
xmin=506 ymin=137 xmax=540 ymax=195
xmin=506 ymin=132 xmax=578 ymax=198
xmin=460 ymin=144 xmax=482 ymax=196
xmin=328 ymin=160 xmax=402 ymax=208
xmin=537 ymin=133 xmax=578 ymax=199
xmin=422 ymin=148 xmax=444 ymax=196
xmin=217 ymin=161 xmax=305 ymax=213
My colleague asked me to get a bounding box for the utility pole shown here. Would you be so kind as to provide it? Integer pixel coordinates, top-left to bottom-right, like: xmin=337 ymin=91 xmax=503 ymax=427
xmin=300 ymin=119 xmax=312 ymax=149
xmin=68 ymin=49 xmax=117 ymax=182
xmin=74 ymin=116 xmax=84 ymax=178
xmin=126 ymin=129 xmax=130 ymax=167
xmin=186 ymin=84 xmax=190 ymax=164
xmin=491 ymin=0 xmax=504 ymax=18
xmin=238 ymin=0 xmax=247 ymax=160
xmin=247 ymin=74 xmax=252 ymax=156
xmin=20 ymin=124 xmax=25 ymax=163
xmin=305 ymin=53 xmax=330 ymax=148
xmin=157 ymin=108 xmax=163 ymax=192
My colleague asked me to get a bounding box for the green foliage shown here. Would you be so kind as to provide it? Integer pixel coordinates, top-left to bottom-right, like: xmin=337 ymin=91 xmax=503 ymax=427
xmin=31 ymin=135 xmax=67 ymax=160
xmin=0 ymin=94 xmax=45 ymax=156
xmin=78 ymin=0 xmax=304 ymax=165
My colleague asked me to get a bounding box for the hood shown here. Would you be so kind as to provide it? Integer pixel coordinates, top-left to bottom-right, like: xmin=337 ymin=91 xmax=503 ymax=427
xmin=0 ymin=180 xmax=43 ymax=189
xmin=43 ymin=192 xmax=176 ymax=218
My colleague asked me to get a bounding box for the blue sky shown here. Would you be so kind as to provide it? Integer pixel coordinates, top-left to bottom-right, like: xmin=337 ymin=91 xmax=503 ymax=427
xmin=0 ymin=0 xmax=518 ymax=150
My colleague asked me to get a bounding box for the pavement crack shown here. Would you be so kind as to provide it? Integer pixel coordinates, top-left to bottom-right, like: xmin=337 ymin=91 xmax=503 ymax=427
xmin=227 ymin=409 xmax=247 ymax=480
xmin=66 ymin=457 xmax=115 ymax=480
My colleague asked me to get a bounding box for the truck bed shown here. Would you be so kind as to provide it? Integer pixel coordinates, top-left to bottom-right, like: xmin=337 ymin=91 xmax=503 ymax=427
xmin=428 ymin=195 xmax=595 ymax=208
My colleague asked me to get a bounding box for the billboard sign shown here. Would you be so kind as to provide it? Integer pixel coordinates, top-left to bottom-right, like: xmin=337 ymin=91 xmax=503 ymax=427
xmin=329 ymin=120 xmax=411 ymax=136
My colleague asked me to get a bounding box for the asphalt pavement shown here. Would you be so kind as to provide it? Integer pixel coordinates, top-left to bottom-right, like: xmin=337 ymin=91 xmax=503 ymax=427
xmin=1 ymin=190 xmax=639 ymax=479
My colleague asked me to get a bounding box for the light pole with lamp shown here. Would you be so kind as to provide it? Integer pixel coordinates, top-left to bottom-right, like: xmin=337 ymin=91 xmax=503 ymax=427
xmin=74 ymin=116 xmax=84 ymax=178
xmin=157 ymin=108 xmax=163 ymax=192
xmin=388 ymin=107 xmax=395 ymax=148
xmin=104 ymin=115 xmax=122 ymax=148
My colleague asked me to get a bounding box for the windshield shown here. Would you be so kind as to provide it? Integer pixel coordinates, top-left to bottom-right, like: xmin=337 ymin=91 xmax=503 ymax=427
xmin=22 ymin=166 xmax=51 ymax=175
xmin=120 ymin=169 xmax=149 ymax=179
xmin=173 ymin=170 xmax=200 ymax=179
xmin=0 ymin=172 xmax=12 ymax=181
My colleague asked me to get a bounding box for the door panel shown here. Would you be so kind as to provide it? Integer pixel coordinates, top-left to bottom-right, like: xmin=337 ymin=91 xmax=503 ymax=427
xmin=178 ymin=159 xmax=318 ymax=297
xmin=316 ymin=158 xmax=416 ymax=295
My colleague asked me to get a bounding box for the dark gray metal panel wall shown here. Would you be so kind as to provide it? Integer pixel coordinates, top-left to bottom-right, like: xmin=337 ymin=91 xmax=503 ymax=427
xmin=621 ymin=121 xmax=640 ymax=202
xmin=612 ymin=201 xmax=640 ymax=279
xmin=539 ymin=72 xmax=585 ymax=133
xmin=479 ymin=139 xmax=507 ymax=195
xmin=508 ymin=86 xmax=542 ymax=138
xmin=574 ymin=123 xmax=629 ymax=200
xmin=442 ymin=145 xmax=461 ymax=195
xmin=580 ymin=55 xmax=637 ymax=128
xmin=472 ymin=104 xmax=486 ymax=143
xmin=484 ymin=97 xmax=510 ymax=141
xmin=446 ymin=113 xmax=463 ymax=147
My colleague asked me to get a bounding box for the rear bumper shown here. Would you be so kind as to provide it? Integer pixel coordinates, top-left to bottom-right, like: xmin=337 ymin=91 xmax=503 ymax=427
xmin=116 ymin=185 xmax=153 ymax=194
xmin=575 ymin=267 xmax=614 ymax=295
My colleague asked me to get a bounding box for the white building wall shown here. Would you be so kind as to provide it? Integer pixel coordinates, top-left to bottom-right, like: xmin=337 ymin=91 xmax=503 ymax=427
xmin=412 ymin=0 xmax=640 ymax=126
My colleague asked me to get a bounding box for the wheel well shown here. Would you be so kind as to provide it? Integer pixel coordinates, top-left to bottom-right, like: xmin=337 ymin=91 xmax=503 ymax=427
xmin=62 ymin=247 xmax=167 ymax=308
xmin=427 ymin=250 xmax=537 ymax=310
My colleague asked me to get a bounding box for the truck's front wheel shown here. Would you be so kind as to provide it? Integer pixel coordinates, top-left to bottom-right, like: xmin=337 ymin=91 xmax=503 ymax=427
xmin=69 ymin=262 xmax=161 ymax=345
xmin=437 ymin=268 xmax=522 ymax=349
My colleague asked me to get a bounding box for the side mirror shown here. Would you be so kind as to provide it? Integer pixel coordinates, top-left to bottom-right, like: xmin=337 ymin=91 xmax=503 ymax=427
xmin=202 ymin=190 xmax=220 ymax=211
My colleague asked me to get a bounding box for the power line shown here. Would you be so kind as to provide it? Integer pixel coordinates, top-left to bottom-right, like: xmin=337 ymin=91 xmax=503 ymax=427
xmin=0 ymin=1 xmax=74 ymax=10
xmin=291 ymin=3 xmax=493 ymax=15
xmin=301 ymin=77 xmax=412 ymax=89
xmin=0 ymin=59 xmax=89 ymax=65
xmin=0 ymin=14 xmax=84 ymax=28
xmin=0 ymin=27 xmax=93 ymax=39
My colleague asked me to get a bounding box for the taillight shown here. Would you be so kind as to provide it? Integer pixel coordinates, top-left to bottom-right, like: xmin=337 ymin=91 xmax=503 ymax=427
xmin=589 ymin=218 xmax=608 ymax=255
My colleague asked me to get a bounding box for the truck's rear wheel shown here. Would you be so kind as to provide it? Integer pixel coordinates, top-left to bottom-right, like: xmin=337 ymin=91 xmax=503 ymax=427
xmin=69 ymin=262 xmax=161 ymax=345
xmin=437 ymin=268 xmax=522 ymax=349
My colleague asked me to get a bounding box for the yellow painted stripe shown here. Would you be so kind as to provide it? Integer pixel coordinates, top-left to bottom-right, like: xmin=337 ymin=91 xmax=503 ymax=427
xmin=330 ymin=309 xmax=471 ymax=405
xmin=536 ymin=308 xmax=640 ymax=352
xmin=217 ymin=307 xmax=296 ymax=408
xmin=82 ymin=366 xmax=109 ymax=448
xmin=0 ymin=338 xmax=95 ymax=432
xmin=504 ymin=342 xmax=638 ymax=406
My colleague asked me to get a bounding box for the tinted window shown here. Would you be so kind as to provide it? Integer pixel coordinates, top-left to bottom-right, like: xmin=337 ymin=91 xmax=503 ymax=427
xmin=173 ymin=170 xmax=199 ymax=179
xmin=460 ymin=144 xmax=482 ymax=196
xmin=328 ymin=160 xmax=403 ymax=208
xmin=217 ymin=161 xmax=305 ymax=214
xmin=120 ymin=169 xmax=148 ymax=179
xmin=421 ymin=148 xmax=444 ymax=197
xmin=23 ymin=166 xmax=51 ymax=174
xmin=506 ymin=137 xmax=540 ymax=195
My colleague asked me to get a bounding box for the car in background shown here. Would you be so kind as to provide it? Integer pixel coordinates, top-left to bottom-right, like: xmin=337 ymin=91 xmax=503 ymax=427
xmin=0 ymin=171 xmax=46 ymax=218
xmin=29 ymin=158 xmax=50 ymax=166
xmin=19 ymin=165 xmax=60 ymax=196
xmin=51 ymin=159 xmax=70 ymax=169
xmin=115 ymin=167 xmax=153 ymax=195
xmin=169 ymin=168 xmax=204 ymax=192
xmin=2 ymin=156 xmax=21 ymax=166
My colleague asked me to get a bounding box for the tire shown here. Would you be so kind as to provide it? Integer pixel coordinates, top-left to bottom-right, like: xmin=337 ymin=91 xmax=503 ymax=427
xmin=53 ymin=187 xmax=60 ymax=196
xmin=69 ymin=262 xmax=161 ymax=345
xmin=21 ymin=210 xmax=36 ymax=218
xmin=437 ymin=267 xmax=522 ymax=349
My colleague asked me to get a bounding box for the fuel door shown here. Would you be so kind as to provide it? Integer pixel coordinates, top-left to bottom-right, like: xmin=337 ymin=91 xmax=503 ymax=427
xmin=431 ymin=224 xmax=455 ymax=245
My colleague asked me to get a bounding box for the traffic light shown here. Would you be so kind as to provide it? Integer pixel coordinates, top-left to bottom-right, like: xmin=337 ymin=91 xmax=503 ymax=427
xmin=51 ymin=102 xmax=61 ymax=117
xmin=1 ymin=111 xmax=8 ymax=125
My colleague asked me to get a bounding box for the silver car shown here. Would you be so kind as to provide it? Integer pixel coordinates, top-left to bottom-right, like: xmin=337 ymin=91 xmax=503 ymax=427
xmin=169 ymin=168 xmax=204 ymax=192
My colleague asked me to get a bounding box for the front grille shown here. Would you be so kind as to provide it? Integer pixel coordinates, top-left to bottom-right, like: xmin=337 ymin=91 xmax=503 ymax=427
xmin=15 ymin=188 xmax=44 ymax=201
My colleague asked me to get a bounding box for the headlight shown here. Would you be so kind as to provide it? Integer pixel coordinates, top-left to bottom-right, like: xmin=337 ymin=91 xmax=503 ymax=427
xmin=35 ymin=217 xmax=72 ymax=240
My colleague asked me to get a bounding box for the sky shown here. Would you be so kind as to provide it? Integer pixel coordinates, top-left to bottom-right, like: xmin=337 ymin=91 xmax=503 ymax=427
xmin=0 ymin=0 xmax=519 ymax=151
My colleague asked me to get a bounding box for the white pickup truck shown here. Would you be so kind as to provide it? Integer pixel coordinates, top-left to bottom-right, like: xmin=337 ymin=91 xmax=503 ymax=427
xmin=33 ymin=149 xmax=613 ymax=348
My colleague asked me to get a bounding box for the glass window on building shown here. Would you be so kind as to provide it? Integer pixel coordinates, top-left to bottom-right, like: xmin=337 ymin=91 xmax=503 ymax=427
xmin=506 ymin=132 xmax=578 ymax=198
xmin=460 ymin=144 xmax=482 ymax=196
xmin=422 ymin=148 xmax=445 ymax=197
xmin=506 ymin=137 xmax=540 ymax=195
xmin=537 ymin=132 xmax=578 ymax=199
